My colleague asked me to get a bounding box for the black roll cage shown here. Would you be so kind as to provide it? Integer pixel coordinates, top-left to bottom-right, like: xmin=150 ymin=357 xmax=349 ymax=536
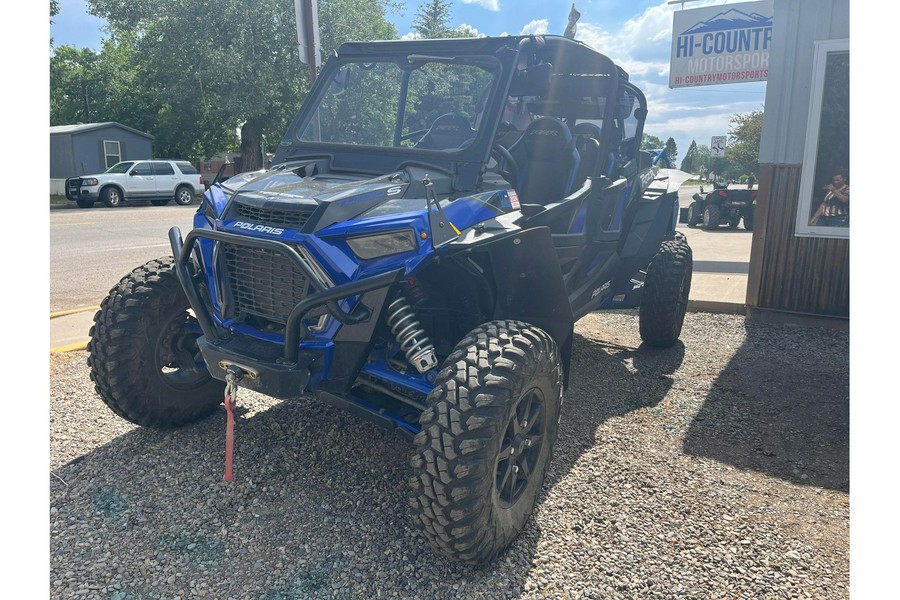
xmin=271 ymin=36 xmax=645 ymax=192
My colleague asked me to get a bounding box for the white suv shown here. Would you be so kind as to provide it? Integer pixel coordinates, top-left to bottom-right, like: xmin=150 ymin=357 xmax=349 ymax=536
xmin=65 ymin=160 xmax=204 ymax=208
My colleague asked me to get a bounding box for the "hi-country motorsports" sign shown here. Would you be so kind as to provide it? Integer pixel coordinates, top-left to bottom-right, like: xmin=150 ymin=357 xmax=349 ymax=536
xmin=669 ymin=0 xmax=773 ymax=89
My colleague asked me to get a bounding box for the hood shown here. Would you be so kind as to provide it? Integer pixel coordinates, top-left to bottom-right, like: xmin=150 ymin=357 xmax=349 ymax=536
xmin=217 ymin=162 xmax=413 ymax=233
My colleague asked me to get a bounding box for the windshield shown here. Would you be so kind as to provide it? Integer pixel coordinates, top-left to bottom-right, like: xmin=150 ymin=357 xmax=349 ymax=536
xmin=105 ymin=162 xmax=134 ymax=174
xmin=296 ymin=57 xmax=498 ymax=153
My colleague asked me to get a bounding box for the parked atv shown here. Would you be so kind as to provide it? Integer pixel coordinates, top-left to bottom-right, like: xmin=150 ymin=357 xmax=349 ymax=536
xmin=87 ymin=35 xmax=693 ymax=564
xmin=688 ymin=181 xmax=756 ymax=230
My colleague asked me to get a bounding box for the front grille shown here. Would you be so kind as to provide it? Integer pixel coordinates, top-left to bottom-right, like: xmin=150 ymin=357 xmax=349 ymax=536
xmin=220 ymin=244 xmax=309 ymax=325
xmin=65 ymin=178 xmax=82 ymax=199
xmin=234 ymin=202 xmax=312 ymax=229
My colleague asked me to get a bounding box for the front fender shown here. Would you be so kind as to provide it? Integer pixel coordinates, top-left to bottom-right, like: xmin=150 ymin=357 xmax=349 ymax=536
xmin=467 ymin=226 xmax=575 ymax=385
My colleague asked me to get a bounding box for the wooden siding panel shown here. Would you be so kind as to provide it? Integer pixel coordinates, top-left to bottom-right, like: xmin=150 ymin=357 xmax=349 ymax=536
xmin=748 ymin=164 xmax=849 ymax=318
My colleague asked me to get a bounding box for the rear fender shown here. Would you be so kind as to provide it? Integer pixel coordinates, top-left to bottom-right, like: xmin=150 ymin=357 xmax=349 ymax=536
xmin=619 ymin=190 xmax=679 ymax=273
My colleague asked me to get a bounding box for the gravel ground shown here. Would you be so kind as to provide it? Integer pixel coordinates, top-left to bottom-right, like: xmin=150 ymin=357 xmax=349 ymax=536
xmin=50 ymin=311 xmax=849 ymax=599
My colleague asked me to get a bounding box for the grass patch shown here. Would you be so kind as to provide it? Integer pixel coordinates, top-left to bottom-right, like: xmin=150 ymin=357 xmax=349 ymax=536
xmin=50 ymin=194 xmax=70 ymax=206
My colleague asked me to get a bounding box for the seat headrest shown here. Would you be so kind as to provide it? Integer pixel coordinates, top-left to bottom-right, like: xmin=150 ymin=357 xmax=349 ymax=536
xmin=520 ymin=117 xmax=573 ymax=153
xmin=416 ymin=113 xmax=473 ymax=150
xmin=428 ymin=112 xmax=470 ymax=133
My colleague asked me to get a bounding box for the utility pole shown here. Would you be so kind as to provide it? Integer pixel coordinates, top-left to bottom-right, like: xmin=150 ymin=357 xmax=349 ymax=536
xmin=81 ymin=80 xmax=91 ymax=122
xmin=295 ymin=0 xmax=320 ymax=89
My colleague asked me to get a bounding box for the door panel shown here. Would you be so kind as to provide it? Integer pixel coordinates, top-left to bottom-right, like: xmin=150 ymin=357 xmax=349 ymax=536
xmin=151 ymin=161 xmax=178 ymax=197
xmin=128 ymin=162 xmax=156 ymax=198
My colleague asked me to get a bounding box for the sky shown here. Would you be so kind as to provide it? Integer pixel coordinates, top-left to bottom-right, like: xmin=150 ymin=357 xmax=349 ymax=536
xmin=50 ymin=0 xmax=768 ymax=171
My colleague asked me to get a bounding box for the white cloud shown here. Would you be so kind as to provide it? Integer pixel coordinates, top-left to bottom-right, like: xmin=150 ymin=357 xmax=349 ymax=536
xmin=520 ymin=19 xmax=549 ymax=36
xmin=455 ymin=24 xmax=487 ymax=38
xmin=460 ymin=0 xmax=501 ymax=11
xmin=401 ymin=31 xmax=421 ymax=41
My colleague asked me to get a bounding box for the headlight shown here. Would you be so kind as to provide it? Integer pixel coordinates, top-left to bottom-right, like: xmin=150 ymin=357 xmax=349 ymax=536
xmin=82 ymin=178 xmax=99 ymax=186
xmin=346 ymin=229 xmax=417 ymax=260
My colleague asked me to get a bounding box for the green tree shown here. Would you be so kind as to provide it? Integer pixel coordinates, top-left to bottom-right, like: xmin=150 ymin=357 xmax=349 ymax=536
xmin=681 ymin=139 xmax=698 ymax=173
xmin=50 ymin=0 xmax=60 ymax=45
xmin=51 ymin=35 xmax=163 ymax=140
xmin=694 ymin=144 xmax=711 ymax=178
xmin=640 ymin=133 xmax=664 ymax=151
xmin=664 ymin=137 xmax=678 ymax=166
xmin=50 ymin=46 xmax=101 ymax=124
xmin=412 ymin=0 xmax=454 ymax=39
xmin=725 ymin=108 xmax=764 ymax=179
xmin=84 ymin=0 xmax=398 ymax=166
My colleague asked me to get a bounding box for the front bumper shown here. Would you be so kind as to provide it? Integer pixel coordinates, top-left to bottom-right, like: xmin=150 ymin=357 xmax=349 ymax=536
xmin=169 ymin=226 xmax=402 ymax=398
xmin=64 ymin=178 xmax=99 ymax=201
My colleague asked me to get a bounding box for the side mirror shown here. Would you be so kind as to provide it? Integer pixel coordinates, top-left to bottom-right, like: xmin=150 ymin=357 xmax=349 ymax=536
xmin=213 ymin=162 xmax=233 ymax=186
xmin=129 ymin=170 xmax=137 ymax=176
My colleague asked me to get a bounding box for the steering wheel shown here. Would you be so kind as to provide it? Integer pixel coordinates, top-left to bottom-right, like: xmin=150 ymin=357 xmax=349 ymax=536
xmin=490 ymin=143 xmax=519 ymax=189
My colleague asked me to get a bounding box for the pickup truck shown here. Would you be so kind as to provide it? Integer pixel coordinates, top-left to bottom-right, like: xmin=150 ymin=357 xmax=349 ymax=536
xmin=65 ymin=160 xmax=204 ymax=208
xmin=688 ymin=181 xmax=756 ymax=231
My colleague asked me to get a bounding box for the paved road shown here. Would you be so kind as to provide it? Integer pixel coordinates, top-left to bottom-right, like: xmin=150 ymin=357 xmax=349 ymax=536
xmin=50 ymin=203 xmax=198 ymax=312
xmin=675 ymin=184 xmax=753 ymax=271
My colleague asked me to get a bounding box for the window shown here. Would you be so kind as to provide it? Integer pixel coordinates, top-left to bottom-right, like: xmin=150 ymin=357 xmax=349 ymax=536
xmin=151 ymin=162 xmax=175 ymax=175
xmin=297 ymin=57 xmax=497 ymax=152
xmin=104 ymin=161 xmax=133 ymax=174
xmin=794 ymin=39 xmax=849 ymax=239
xmin=131 ymin=162 xmax=152 ymax=176
xmin=103 ymin=140 xmax=121 ymax=169
xmin=176 ymin=162 xmax=200 ymax=174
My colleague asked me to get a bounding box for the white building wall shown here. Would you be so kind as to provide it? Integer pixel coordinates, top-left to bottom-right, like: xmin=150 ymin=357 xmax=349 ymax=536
xmin=759 ymin=0 xmax=850 ymax=164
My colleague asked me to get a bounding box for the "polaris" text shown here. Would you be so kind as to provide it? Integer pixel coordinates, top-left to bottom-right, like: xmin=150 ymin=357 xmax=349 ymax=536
xmin=233 ymin=221 xmax=285 ymax=235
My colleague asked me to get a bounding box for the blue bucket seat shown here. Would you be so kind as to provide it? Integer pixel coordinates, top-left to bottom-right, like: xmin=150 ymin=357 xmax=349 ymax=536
xmin=506 ymin=117 xmax=580 ymax=205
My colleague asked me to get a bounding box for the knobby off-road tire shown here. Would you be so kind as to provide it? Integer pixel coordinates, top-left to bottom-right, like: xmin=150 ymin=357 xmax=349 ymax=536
xmin=639 ymin=238 xmax=693 ymax=347
xmin=702 ymin=204 xmax=720 ymax=230
xmin=687 ymin=201 xmax=701 ymax=227
xmin=410 ymin=320 xmax=563 ymax=564
xmin=87 ymin=256 xmax=223 ymax=427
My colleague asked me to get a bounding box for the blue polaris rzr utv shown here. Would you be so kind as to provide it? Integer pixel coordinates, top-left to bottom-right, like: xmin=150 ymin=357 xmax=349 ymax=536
xmin=88 ymin=35 xmax=692 ymax=564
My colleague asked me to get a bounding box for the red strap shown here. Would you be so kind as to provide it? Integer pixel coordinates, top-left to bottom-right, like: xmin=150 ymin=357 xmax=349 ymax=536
xmin=224 ymin=394 xmax=235 ymax=482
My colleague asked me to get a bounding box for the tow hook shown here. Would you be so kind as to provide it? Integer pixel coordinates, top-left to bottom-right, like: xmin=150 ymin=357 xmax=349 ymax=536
xmin=220 ymin=363 xmax=258 ymax=482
